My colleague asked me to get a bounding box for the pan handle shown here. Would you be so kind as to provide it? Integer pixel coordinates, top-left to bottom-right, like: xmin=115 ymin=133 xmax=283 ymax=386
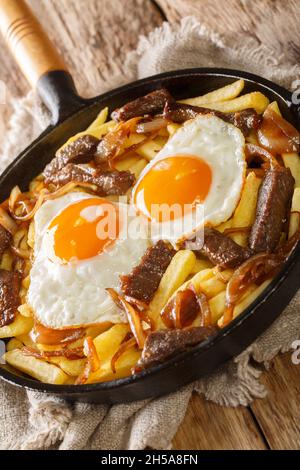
xmin=0 ymin=0 xmax=85 ymax=123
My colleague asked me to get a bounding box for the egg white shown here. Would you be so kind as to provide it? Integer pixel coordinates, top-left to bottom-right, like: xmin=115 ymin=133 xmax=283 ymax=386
xmin=28 ymin=192 xmax=149 ymax=329
xmin=133 ymin=114 xmax=246 ymax=246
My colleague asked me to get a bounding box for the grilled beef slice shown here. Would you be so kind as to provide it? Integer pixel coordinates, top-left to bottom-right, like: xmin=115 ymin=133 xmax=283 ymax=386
xmin=111 ymin=89 xmax=173 ymax=121
xmin=0 ymin=270 xmax=21 ymax=327
xmin=45 ymin=163 xmax=135 ymax=196
xmin=44 ymin=135 xmax=100 ymax=181
xmin=249 ymin=166 xmax=295 ymax=253
xmin=163 ymin=102 xmax=262 ymax=136
xmin=0 ymin=224 xmax=12 ymax=258
xmin=184 ymin=227 xmax=252 ymax=269
xmin=120 ymin=240 xmax=176 ymax=304
xmin=137 ymin=326 xmax=217 ymax=369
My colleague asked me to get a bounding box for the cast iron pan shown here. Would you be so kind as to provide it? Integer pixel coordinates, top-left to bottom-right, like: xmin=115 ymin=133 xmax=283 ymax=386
xmin=0 ymin=0 xmax=299 ymax=403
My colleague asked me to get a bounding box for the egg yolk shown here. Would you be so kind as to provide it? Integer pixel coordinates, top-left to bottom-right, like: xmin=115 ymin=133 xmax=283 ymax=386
xmin=134 ymin=155 xmax=212 ymax=222
xmin=49 ymin=198 xmax=120 ymax=262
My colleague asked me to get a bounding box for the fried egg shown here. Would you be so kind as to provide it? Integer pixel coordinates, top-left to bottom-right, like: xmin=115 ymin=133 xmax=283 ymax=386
xmin=28 ymin=192 xmax=149 ymax=329
xmin=132 ymin=114 xmax=246 ymax=245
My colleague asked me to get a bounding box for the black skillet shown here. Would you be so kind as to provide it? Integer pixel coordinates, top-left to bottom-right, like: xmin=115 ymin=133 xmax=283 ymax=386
xmin=0 ymin=0 xmax=299 ymax=403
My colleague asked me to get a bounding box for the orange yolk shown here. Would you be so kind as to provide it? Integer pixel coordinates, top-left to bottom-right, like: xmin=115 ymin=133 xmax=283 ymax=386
xmin=49 ymin=198 xmax=120 ymax=262
xmin=134 ymin=155 xmax=212 ymax=222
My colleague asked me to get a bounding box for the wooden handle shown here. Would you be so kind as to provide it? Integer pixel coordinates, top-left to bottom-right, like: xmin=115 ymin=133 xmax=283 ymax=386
xmin=0 ymin=0 xmax=67 ymax=88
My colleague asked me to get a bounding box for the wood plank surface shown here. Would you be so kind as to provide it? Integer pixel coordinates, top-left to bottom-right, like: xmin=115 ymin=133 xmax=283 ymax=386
xmin=0 ymin=0 xmax=299 ymax=450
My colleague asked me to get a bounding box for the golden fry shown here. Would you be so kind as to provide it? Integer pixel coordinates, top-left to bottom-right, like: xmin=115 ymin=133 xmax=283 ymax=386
xmin=200 ymin=92 xmax=269 ymax=114
xmin=180 ymin=79 xmax=244 ymax=106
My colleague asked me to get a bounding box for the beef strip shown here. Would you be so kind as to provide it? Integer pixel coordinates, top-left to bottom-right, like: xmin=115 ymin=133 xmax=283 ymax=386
xmin=137 ymin=326 xmax=217 ymax=369
xmin=184 ymin=227 xmax=252 ymax=269
xmin=248 ymin=166 xmax=295 ymax=253
xmin=45 ymin=163 xmax=135 ymax=196
xmin=163 ymin=102 xmax=262 ymax=136
xmin=120 ymin=240 xmax=176 ymax=304
xmin=0 ymin=269 xmax=21 ymax=327
xmin=111 ymin=89 xmax=173 ymax=121
xmin=0 ymin=224 xmax=12 ymax=258
xmin=44 ymin=135 xmax=100 ymax=181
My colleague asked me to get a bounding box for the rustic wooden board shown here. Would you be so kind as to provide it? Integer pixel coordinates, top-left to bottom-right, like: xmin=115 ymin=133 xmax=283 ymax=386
xmin=157 ymin=0 xmax=300 ymax=64
xmin=173 ymin=392 xmax=267 ymax=450
xmin=0 ymin=0 xmax=299 ymax=451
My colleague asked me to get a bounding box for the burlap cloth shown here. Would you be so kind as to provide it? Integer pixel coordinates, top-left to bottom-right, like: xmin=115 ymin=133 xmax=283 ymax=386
xmin=0 ymin=17 xmax=300 ymax=450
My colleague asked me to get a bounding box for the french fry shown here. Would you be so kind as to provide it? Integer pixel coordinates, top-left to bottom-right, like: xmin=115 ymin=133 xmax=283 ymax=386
xmin=123 ymin=133 xmax=146 ymax=148
xmin=230 ymin=172 xmax=262 ymax=246
xmin=147 ymin=250 xmax=196 ymax=327
xmin=4 ymin=349 xmax=69 ymax=384
xmin=136 ymin=139 xmax=162 ymax=160
xmin=190 ymin=258 xmax=213 ymax=274
xmin=50 ymin=357 xmax=86 ymax=377
xmin=129 ymin=158 xmax=148 ymax=178
xmin=27 ymin=221 xmax=35 ymax=248
xmin=0 ymin=251 xmax=13 ymax=270
xmin=6 ymin=338 xmax=23 ymax=351
xmin=180 ymin=79 xmax=245 ymax=106
xmin=17 ymin=303 xmax=33 ymax=318
xmin=167 ymin=123 xmax=181 ymax=136
xmin=282 ymin=153 xmax=300 ymax=188
xmin=0 ymin=314 xmax=33 ymax=339
xmin=215 ymin=219 xmax=232 ymax=233
xmin=115 ymin=155 xmax=142 ymax=172
xmin=289 ymin=188 xmax=300 ymax=238
xmin=200 ymin=92 xmax=269 ymax=114
xmin=61 ymin=119 xmax=117 ymax=150
xmin=267 ymin=101 xmax=281 ymax=115
xmin=93 ymin=324 xmax=130 ymax=363
xmin=209 ymin=291 xmax=226 ymax=324
xmin=87 ymin=347 xmax=140 ymax=383
xmin=86 ymin=107 xmax=108 ymax=131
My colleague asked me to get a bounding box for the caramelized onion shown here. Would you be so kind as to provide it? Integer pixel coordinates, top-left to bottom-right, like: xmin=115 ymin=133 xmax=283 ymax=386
xmin=245 ymin=143 xmax=279 ymax=169
xmin=136 ymin=117 xmax=168 ymax=134
xmin=111 ymin=336 xmax=137 ymax=373
xmin=258 ymin=107 xmax=300 ymax=154
xmin=106 ymin=288 xmax=147 ymax=349
xmin=75 ymin=337 xmax=100 ymax=385
xmin=0 ymin=207 xmax=18 ymax=234
xmin=223 ymin=226 xmax=251 ymax=236
xmin=22 ymin=346 xmax=85 ymax=360
xmin=31 ymin=323 xmax=85 ymax=346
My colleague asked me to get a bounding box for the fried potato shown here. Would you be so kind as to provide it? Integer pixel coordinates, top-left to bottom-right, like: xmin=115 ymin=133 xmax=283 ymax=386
xmin=124 ymin=133 xmax=146 ymax=148
xmin=93 ymin=324 xmax=130 ymax=363
xmin=87 ymin=347 xmax=140 ymax=383
xmin=282 ymin=153 xmax=300 ymax=188
xmin=62 ymin=119 xmax=117 ymax=150
xmin=267 ymin=100 xmax=281 ymax=115
xmin=217 ymin=280 xmax=271 ymax=327
xmin=4 ymin=349 xmax=69 ymax=384
xmin=129 ymin=158 xmax=148 ymax=178
xmin=18 ymin=303 xmax=33 ymax=318
xmin=167 ymin=123 xmax=181 ymax=136
xmin=201 ymin=92 xmax=269 ymax=114
xmin=50 ymin=357 xmax=86 ymax=377
xmin=17 ymin=333 xmax=36 ymax=348
xmin=230 ymin=172 xmax=262 ymax=246
xmin=215 ymin=219 xmax=232 ymax=233
xmin=190 ymin=258 xmax=213 ymax=274
xmin=86 ymin=107 xmax=109 ymax=131
xmin=136 ymin=139 xmax=163 ymax=160
xmin=180 ymin=79 xmax=245 ymax=106
xmin=147 ymin=250 xmax=196 ymax=327
xmin=0 ymin=314 xmax=33 ymax=339
xmin=6 ymin=338 xmax=23 ymax=351
xmin=289 ymin=188 xmax=300 ymax=238
xmin=209 ymin=291 xmax=226 ymax=324
xmin=27 ymin=221 xmax=35 ymax=248
xmin=0 ymin=251 xmax=13 ymax=271
xmin=115 ymin=155 xmax=142 ymax=172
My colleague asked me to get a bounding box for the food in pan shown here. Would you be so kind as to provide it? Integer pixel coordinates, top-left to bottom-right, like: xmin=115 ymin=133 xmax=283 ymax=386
xmin=1 ymin=79 xmax=300 ymax=385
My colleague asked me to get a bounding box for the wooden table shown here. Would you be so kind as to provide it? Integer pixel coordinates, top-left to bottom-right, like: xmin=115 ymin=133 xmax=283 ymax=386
xmin=0 ymin=0 xmax=299 ymax=450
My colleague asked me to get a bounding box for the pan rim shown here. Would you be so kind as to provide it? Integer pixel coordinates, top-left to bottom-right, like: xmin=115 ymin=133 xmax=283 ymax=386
xmin=0 ymin=66 xmax=299 ymax=396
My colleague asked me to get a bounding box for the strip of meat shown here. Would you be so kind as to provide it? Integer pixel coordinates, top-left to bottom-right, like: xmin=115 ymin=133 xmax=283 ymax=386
xmin=184 ymin=227 xmax=252 ymax=269
xmin=111 ymin=89 xmax=173 ymax=121
xmin=44 ymin=135 xmax=100 ymax=180
xmin=163 ymin=102 xmax=262 ymax=136
xmin=249 ymin=167 xmax=295 ymax=253
xmin=0 ymin=224 xmax=12 ymax=258
xmin=137 ymin=326 xmax=217 ymax=370
xmin=45 ymin=163 xmax=135 ymax=196
xmin=120 ymin=240 xmax=175 ymax=304
xmin=0 ymin=269 xmax=21 ymax=327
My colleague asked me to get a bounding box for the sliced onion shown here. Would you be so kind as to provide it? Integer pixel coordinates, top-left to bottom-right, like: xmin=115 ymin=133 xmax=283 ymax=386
xmin=22 ymin=346 xmax=85 ymax=360
xmin=245 ymin=143 xmax=279 ymax=169
xmin=136 ymin=117 xmax=168 ymax=134
xmin=111 ymin=336 xmax=137 ymax=373
xmin=258 ymin=107 xmax=300 ymax=154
